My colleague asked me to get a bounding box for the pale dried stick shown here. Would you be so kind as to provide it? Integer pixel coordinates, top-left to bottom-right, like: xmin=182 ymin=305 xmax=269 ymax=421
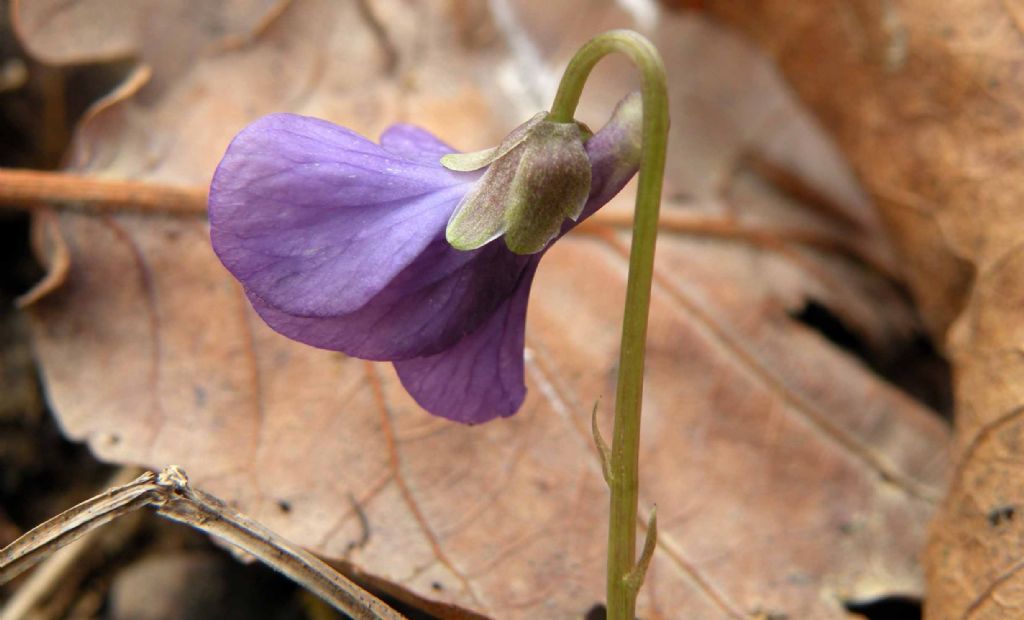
xmin=0 ymin=471 xmax=158 ymax=585
xmin=0 ymin=467 xmax=143 ymax=620
xmin=150 ymin=467 xmax=402 ymax=620
xmin=0 ymin=466 xmax=403 ymax=620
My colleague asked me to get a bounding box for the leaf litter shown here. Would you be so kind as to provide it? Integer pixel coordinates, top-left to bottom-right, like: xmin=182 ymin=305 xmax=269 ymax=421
xmin=14 ymin=0 xmax=949 ymax=617
xmin=700 ymin=1 xmax=1024 ymax=617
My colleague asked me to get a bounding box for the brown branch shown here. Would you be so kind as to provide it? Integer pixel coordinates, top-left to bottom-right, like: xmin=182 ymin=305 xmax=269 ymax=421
xmin=581 ymin=211 xmax=900 ymax=282
xmin=0 ymin=169 xmax=897 ymax=285
xmin=0 ymin=168 xmax=207 ymax=214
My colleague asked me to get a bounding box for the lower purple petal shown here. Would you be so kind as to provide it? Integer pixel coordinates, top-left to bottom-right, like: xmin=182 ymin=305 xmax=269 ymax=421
xmin=392 ymin=260 xmax=539 ymax=424
xmin=249 ymin=235 xmax=533 ymax=360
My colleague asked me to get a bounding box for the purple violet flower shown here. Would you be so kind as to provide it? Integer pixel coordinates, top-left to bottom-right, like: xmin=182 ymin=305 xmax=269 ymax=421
xmin=209 ymin=93 xmax=642 ymax=424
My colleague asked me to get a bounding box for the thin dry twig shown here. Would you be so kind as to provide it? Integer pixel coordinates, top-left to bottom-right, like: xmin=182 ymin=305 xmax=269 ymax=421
xmin=578 ymin=211 xmax=899 ymax=281
xmin=0 ymin=168 xmax=207 ymax=215
xmin=0 ymin=467 xmax=143 ymax=620
xmin=0 ymin=168 xmax=894 ymax=282
xmin=0 ymin=473 xmax=159 ymax=584
xmin=0 ymin=466 xmax=404 ymax=620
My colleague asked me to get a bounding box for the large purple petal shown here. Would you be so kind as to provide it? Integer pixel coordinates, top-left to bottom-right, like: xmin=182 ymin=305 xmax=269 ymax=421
xmin=210 ymin=113 xmax=469 ymax=317
xmin=393 ymin=260 xmax=539 ymax=424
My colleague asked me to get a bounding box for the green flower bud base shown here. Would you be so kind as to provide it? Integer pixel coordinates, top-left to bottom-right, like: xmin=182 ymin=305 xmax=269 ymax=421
xmin=443 ymin=115 xmax=592 ymax=255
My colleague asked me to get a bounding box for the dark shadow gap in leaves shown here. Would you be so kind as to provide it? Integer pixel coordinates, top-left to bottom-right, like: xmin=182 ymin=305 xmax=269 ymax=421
xmin=843 ymin=595 xmax=922 ymax=620
xmin=792 ymin=300 xmax=869 ymax=360
xmin=790 ymin=300 xmax=953 ymax=420
xmin=584 ymin=603 xmax=649 ymax=620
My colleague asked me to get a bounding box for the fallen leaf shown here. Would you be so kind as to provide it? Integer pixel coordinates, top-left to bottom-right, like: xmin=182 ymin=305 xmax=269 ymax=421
xmin=697 ymin=2 xmax=1024 ymax=617
xmin=16 ymin=1 xmax=948 ymax=617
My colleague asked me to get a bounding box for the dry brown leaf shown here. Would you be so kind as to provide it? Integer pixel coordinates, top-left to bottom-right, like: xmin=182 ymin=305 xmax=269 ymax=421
xmin=16 ymin=1 xmax=948 ymax=617
xmin=698 ymin=1 xmax=1024 ymax=618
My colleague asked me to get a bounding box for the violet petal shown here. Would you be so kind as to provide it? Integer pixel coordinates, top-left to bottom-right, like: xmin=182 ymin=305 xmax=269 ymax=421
xmin=248 ymin=239 xmax=532 ymax=361
xmin=210 ymin=113 xmax=467 ymax=317
xmin=578 ymin=92 xmax=643 ymax=222
xmin=393 ymin=260 xmax=539 ymax=424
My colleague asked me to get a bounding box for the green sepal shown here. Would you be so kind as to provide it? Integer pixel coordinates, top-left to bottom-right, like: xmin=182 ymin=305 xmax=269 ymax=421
xmin=440 ymin=112 xmax=545 ymax=172
xmin=445 ymin=116 xmax=592 ymax=255
xmin=502 ymin=121 xmax=590 ymax=254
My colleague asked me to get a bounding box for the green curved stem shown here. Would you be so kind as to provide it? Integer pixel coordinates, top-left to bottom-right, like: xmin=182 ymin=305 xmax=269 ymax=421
xmin=549 ymin=30 xmax=668 ymax=620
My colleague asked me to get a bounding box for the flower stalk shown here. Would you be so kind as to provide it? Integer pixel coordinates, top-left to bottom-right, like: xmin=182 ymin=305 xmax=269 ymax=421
xmin=549 ymin=30 xmax=668 ymax=620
